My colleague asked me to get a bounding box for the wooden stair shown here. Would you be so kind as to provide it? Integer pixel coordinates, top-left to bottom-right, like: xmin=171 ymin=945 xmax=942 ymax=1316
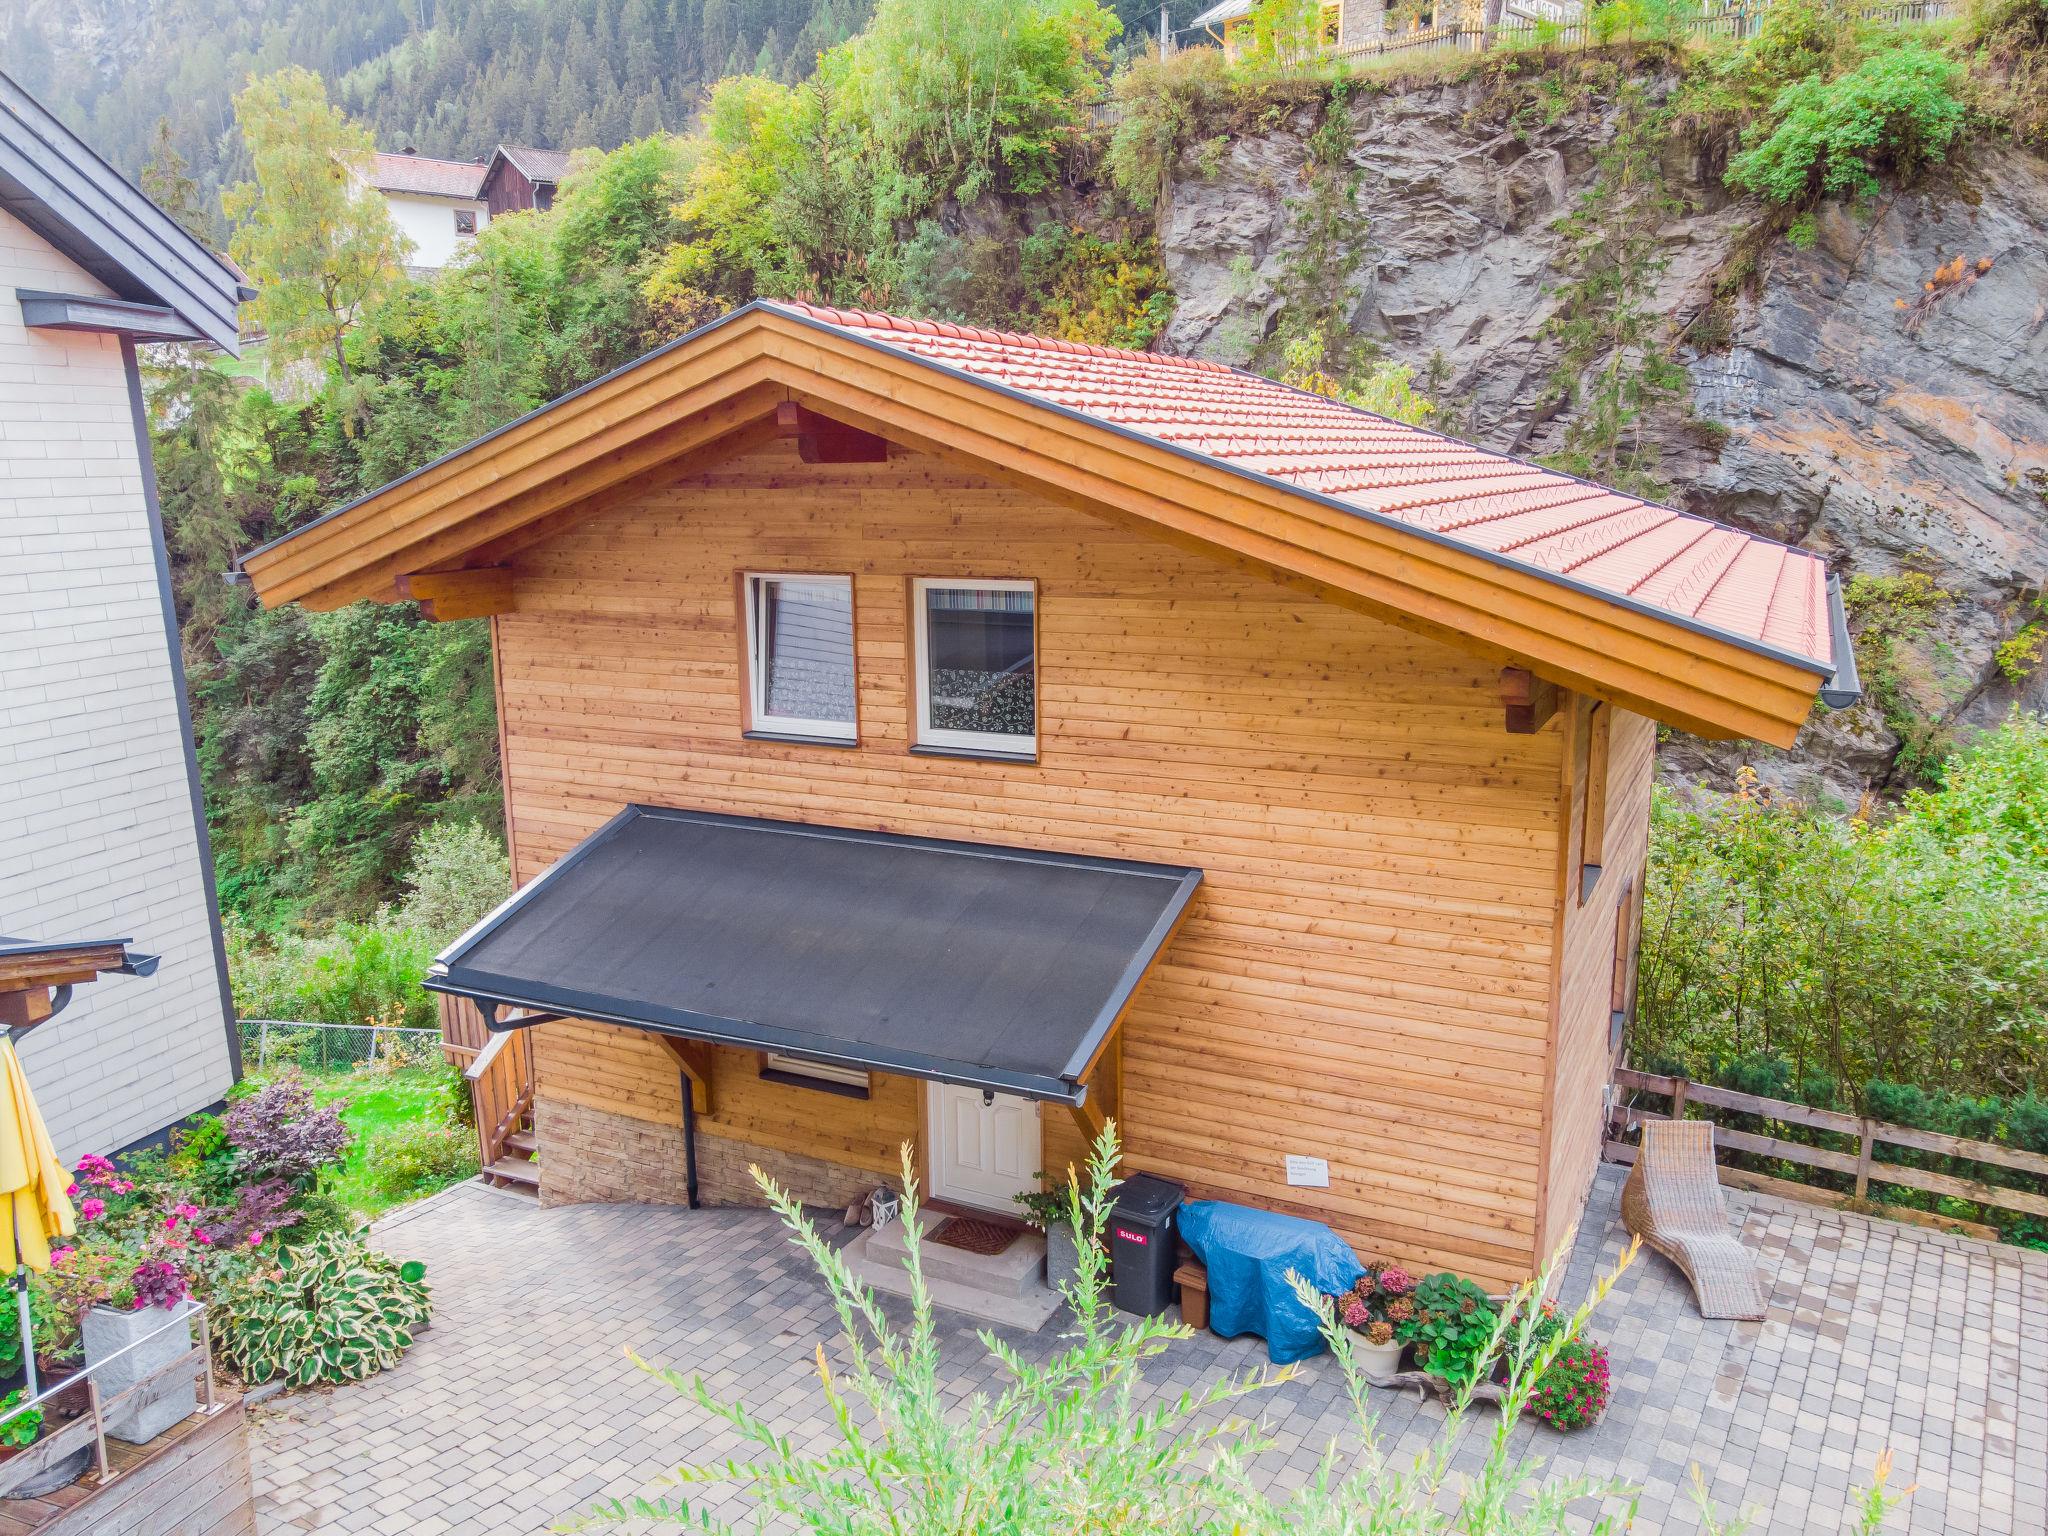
xmin=482 ymin=1110 xmax=539 ymax=1195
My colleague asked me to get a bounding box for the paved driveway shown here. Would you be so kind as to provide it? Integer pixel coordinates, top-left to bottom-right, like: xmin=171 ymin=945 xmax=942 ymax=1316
xmin=251 ymin=1168 xmax=2047 ymax=1535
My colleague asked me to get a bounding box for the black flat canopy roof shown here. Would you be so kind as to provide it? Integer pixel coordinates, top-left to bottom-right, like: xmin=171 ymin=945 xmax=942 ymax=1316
xmin=426 ymin=806 xmax=1201 ymax=1103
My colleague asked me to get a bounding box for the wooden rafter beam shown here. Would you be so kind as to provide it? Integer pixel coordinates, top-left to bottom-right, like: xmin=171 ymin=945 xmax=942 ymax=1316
xmin=658 ymin=1035 xmax=714 ymax=1114
xmin=1067 ymin=1094 xmax=1107 ymax=1150
xmin=774 ymin=399 xmax=889 ymax=463
xmin=1499 ymin=667 xmax=1560 ymax=734
xmin=397 ymin=566 xmax=515 ymax=621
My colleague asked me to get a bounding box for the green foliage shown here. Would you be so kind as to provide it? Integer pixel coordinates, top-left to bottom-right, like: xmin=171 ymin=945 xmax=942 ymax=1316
xmin=1105 ymin=45 xmax=1234 ymax=209
xmin=1527 ymin=1334 xmax=1612 ymax=1431
xmin=396 ymin=820 xmax=513 ymax=947
xmin=1844 ymin=570 xmax=1956 ymax=779
xmin=1395 ymin=1271 xmax=1500 ymax=1389
xmin=1634 ymin=713 xmax=2048 ymax=1104
xmin=573 ymin=1127 xmax=1670 ymax=1534
xmin=1237 ymin=0 xmax=1336 ymax=76
xmin=360 ymin=1122 xmax=482 ymax=1202
xmin=0 ymin=1391 xmax=41 ymax=1450
xmin=570 ymin=1127 xmax=1277 ymax=1531
xmin=224 ymin=68 xmax=408 ymax=379
xmin=213 ymin=1229 xmax=432 ymax=1388
xmin=1727 ymin=41 xmax=1968 ymax=203
xmin=1539 ymin=81 xmax=1686 ymax=497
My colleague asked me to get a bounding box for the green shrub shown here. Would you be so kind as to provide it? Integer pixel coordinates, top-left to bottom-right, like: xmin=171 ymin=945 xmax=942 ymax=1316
xmin=213 ymin=1230 xmax=431 ymax=1388
xmin=397 ymin=820 xmax=510 ymax=947
xmin=1105 ymin=44 xmax=1232 ymax=208
xmin=361 ymin=1121 xmax=480 ymax=1200
xmin=1727 ymin=41 xmax=1968 ymax=202
xmin=1636 ymin=713 xmax=2048 ymax=1100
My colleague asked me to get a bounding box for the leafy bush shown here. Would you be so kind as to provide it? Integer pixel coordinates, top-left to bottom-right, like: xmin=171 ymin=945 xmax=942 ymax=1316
xmin=1727 ymin=40 xmax=1968 ymax=202
xmin=1636 ymin=713 xmax=2048 ymax=1100
xmin=361 ymin=1122 xmax=481 ymax=1201
xmin=1394 ymin=1271 xmax=1500 ymax=1388
xmin=224 ymin=1075 xmax=352 ymax=1185
xmin=397 ymin=819 xmax=511 ymax=947
xmin=212 ymin=1230 xmax=431 ymax=1388
xmin=0 ymin=1391 xmax=40 ymax=1450
xmin=1105 ymin=44 xmax=1232 ymax=208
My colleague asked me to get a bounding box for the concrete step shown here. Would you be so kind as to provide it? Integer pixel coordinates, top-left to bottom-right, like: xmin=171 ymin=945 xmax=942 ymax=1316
xmin=864 ymin=1211 xmax=1047 ymax=1297
xmin=845 ymin=1211 xmax=1062 ymax=1330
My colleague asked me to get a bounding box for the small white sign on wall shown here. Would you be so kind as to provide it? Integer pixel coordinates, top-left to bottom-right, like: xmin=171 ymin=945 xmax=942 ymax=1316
xmin=1284 ymin=1154 xmax=1330 ymax=1188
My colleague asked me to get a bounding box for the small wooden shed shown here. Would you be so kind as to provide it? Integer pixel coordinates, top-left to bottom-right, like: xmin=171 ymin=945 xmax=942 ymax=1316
xmin=236 ymin=302 xmax=1855 ymax=1286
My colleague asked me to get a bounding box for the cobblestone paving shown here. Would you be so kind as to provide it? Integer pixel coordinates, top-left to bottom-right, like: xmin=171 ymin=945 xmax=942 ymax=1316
xmin=250 ymin=1168 xmax=2048 ymax=1535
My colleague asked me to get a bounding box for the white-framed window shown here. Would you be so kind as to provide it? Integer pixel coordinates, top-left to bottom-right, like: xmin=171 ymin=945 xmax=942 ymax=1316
xmin=761 ymin=1051 xmax=871 ymax=1097
xmin=912 ymin=578 xmax=1036 ymax=756
xmin=744 ymin=573 xmax=857 ymax=742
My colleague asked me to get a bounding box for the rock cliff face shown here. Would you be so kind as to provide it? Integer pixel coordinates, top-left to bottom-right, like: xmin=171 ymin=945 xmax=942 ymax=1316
xmin=1157 ymin=77 xmax=2048 ymax=803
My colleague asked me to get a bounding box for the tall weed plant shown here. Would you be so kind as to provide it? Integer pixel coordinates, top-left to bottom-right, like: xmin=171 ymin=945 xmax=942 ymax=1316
xmin=566 ymin=1129 xmax=1910 ymax=1535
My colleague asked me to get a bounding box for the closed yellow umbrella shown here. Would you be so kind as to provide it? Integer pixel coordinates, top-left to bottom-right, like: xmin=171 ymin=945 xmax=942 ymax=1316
xmin=0 ymin=1036 xmax=76 ymax=1394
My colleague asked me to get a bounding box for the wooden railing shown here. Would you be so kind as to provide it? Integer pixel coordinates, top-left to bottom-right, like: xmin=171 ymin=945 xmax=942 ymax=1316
xmin=1327 ymin=0 xmax=1955 ymax=63
xmin=0 ymin=1304 xmax=219 ymax=1500
xmin=438 ymin=992 xmax=534 ymax=1170
xmin=1608 ymin=1066 xmax=2048 ymax=1234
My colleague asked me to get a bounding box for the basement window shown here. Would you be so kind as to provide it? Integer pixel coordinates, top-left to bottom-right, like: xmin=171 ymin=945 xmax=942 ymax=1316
xmin=761 ymin=1051 xmax=871 ymax=1098
xmin=744 ymin=573 xmax=857 ymax=743
xmin=912 ymin=578 xmax=1036 ymax=758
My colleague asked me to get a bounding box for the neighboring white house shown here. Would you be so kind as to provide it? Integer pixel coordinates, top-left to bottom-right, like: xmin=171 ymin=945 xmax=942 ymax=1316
xmin=359 ymin=151 xmax=490 ymax=271
xmin=0 ymin=70 xmax=245 ymax=1159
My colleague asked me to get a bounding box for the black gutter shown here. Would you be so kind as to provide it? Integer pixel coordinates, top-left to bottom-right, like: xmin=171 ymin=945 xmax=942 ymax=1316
xmin=18 ymin=289 xmax=203 ymax=343
xmin=1818 ymin=575 xmax=1863 ymax=710
xmin=123 ymin=337 xmax=244 ymax=1086
xmin=228 ymin=299 xmax=1834 ymax=681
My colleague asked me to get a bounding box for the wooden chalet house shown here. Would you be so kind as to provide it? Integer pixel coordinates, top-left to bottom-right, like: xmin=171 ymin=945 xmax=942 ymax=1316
xmin=235 ymin=303 xmax=1857 ymax=1288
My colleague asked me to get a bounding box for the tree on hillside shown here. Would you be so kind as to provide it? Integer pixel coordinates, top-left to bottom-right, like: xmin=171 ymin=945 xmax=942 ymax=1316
xmin=224 ymin=67 xmax=408 ymax=382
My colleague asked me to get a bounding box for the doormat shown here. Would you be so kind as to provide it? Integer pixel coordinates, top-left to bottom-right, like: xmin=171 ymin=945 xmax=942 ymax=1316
xmin=928 ymin=1215 xmax=1021 ymax=1256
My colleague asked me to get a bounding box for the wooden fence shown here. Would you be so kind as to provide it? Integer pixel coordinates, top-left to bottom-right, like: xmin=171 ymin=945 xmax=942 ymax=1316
xmin=1325 ymin=0 xmax=1956 ymax=64
xmin=1607 ymin=1066 xmax=2048 ymax=1236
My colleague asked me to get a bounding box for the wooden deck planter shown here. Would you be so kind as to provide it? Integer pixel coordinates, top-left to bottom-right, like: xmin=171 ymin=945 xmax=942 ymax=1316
xmin=0 ymin=1397 xmax=253 ymax=1536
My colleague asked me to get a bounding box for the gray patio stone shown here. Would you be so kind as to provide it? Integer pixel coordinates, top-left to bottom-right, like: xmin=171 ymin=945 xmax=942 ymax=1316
xmin=249 ymin=1166 xmax=2048 ymax=1535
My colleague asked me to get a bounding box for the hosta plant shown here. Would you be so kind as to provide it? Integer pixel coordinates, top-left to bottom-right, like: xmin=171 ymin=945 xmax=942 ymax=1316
xmin=213 ymin=1230 xmax=430 ymax=1388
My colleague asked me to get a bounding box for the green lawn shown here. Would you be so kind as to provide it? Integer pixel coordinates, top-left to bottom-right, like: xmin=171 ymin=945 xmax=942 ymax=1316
xmin=300 ymin=1068 xmax=475 ymax=1221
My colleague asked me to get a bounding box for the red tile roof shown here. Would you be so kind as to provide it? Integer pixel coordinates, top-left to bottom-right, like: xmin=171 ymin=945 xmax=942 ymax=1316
xmin=367 ymin=152 xmax=487 ymax=199
xmin=773 ymin=302 xmax=1835 ymax=671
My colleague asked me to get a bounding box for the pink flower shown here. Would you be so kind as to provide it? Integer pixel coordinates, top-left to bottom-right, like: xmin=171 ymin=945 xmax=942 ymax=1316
xmin=1377 ymin=1265 xmax=1415 ymax=1296
xmin=79 ymin=1197 xmax=105 ymax=1220
xmin=50 ymin=1247 xmax=73 ymax=1266
xmin=246 ymin=1231 xmax=263 ymax=1248
xmin=193 ymin=1229 xmax=212 ymax=1247
xmin=64 ymin=1183 xmax=78 ymax=1198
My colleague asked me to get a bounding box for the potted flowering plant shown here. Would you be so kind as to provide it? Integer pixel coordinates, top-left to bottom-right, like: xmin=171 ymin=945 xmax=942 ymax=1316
xmin=1014 ymin=1177 xmax=1082 ymax=1290
xmin=1524 ymin=1302 xmax=1611 ymax=1430
xmin=1332 ymin=1260 xmax=1415 ymax=1378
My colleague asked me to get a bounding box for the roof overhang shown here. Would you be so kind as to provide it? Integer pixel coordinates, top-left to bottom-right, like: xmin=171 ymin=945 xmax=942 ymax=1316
xmin=18 ymin=289 xmax=204 ymax=344
xmin=235 ymin=301 xmax=1836 ymax=745
xmin=425 ymin=806 xmax=1201 ymax=1104
xmin=0 ymin=934 xmax=160 ymax=1031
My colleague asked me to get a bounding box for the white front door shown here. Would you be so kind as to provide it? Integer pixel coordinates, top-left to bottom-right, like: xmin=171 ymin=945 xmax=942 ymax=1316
xmin=926 ymin=1082 xmax=1041 ymax=1213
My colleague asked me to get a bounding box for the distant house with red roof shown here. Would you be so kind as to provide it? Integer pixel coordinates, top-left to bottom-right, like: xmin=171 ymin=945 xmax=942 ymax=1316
xmin=233 ymin=300 xmax=1856 ymax=1296
xmin=356 ymin=149 xmax=490 ymax=270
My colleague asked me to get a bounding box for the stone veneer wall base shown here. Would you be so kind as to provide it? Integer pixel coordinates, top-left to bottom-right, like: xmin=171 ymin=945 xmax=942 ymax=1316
xmin=536 ymin=1094 xmax=890 ymax=1211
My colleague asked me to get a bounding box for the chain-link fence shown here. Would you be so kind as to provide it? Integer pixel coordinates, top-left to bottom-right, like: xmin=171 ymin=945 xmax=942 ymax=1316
xmin=239 ymin=1018 xmax=445 ymax=1075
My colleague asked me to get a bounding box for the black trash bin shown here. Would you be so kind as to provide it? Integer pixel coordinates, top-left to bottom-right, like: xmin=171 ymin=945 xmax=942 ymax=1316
xmin=1108 ymin=1172 xmax=1184 ymax=1316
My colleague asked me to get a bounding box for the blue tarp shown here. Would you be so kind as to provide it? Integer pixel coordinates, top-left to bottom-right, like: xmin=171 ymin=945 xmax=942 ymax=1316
xmin=1177 ymin=1200 xmax=1364 ymax=1364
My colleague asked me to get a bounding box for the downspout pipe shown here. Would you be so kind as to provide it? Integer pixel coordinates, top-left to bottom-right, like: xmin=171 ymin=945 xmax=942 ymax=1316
xmin=1818 ymin=575 xmax=1863 ymax=711
xmin=681 ymin=1073 xmax=700 ymax=1209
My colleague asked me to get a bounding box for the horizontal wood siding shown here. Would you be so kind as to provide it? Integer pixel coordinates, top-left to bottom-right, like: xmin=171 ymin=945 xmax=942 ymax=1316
xmin=1537 ymin=704 xmax=1655 ymax=1263
xmin=504 ymin=439 xmax=1566 ymax=1285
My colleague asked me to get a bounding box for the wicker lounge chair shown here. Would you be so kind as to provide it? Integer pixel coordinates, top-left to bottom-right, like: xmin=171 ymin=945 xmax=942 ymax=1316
xmin=1621 ymin=1119 xmax=1767 ymax=1321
